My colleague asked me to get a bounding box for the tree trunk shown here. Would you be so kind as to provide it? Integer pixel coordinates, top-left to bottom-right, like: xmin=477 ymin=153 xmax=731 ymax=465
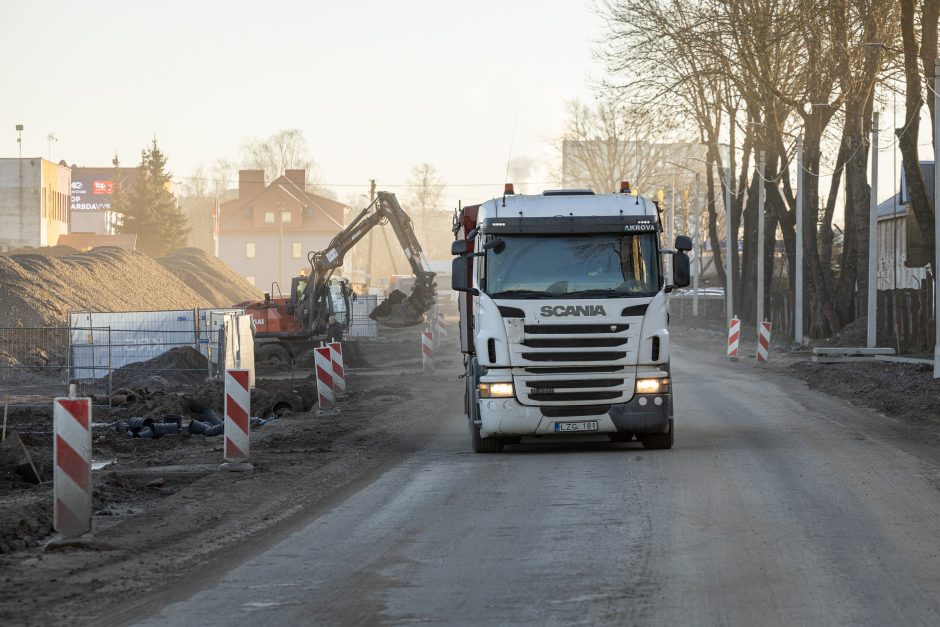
xmin=899 ymin=0 xmax=935 ymax=260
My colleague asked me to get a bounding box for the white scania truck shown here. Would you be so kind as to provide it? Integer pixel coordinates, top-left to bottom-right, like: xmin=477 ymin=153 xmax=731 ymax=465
xmin=451 ymin=184 xmax=691 ymax=453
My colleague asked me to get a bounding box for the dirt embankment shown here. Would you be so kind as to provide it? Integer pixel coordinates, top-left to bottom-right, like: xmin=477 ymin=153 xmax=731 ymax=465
xmin=0 ymin=324 xmax=463 ymax=626
xmin=157 ymin=248 xmax=261 ymax=308
xmin=0 ymin=246 xmax=261 ymax=328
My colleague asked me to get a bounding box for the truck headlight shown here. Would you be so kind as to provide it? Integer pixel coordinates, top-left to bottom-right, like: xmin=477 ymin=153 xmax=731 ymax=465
xmin=479 ymin=382 xmax=514 ymax=398
xmin=636 ymin=378 xmax=668 ymax=394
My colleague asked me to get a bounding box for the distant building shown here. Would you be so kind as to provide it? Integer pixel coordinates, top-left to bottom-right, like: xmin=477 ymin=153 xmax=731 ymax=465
xmin=218 ymin=169 xmax=347 ymax=293
xmin=0 ymin=157 xmax=71 ymax=252
xmin=876 ymin=161 xmax=935 ymax=291
xmin=69 ymin=166 xmax=141 ymax=235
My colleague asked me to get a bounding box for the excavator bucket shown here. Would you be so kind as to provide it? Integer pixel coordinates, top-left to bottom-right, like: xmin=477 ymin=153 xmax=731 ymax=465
xmin=370 ymin=284 xmax=436 ymax=328
xmin=369 ymin=289 xmax=408 ymax=322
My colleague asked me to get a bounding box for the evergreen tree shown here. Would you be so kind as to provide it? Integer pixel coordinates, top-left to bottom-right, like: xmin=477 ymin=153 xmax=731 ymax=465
xmin=114 ymin=139 xmax=190 ymax=256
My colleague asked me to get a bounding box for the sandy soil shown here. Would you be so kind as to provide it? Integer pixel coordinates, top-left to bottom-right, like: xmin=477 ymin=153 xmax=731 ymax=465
xmin=0 ymin=247 xmax=259 ymax=328
xmin=0 ymin=326 xmax=463 ymax=627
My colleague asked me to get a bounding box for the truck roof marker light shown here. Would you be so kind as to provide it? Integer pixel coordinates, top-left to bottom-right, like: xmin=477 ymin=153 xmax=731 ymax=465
xmin=620 ymin=181 xmax=631 ymax=193
xmin=504 ymin=183 xmax=514 ymax=195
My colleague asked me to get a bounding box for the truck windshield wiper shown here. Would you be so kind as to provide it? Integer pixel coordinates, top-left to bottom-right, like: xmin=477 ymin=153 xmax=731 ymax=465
xmin=489 ymin=289 xmax=552 ymax=299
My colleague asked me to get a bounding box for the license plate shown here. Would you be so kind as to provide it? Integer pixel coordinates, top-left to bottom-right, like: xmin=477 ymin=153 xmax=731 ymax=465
xmin=554 ymin=421 xmax=599 ymax=432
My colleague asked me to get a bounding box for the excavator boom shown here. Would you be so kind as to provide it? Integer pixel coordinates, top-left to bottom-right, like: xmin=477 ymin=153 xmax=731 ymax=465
xmin=299 ymin=191 xmax=436 ymax=331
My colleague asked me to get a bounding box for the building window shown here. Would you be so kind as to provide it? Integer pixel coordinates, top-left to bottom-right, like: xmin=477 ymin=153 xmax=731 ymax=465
xmin=264 ymin=211 xmax=275 ymax=223
xmin=281 ymin=211 xmax=292 ymax=224
xmin=246 ymin=242 xmax=256 ymax=258
xmin=246 ymin=276 xmax=255 ymax=286
xmin=292 ymin=242 xmax=302 ymax=259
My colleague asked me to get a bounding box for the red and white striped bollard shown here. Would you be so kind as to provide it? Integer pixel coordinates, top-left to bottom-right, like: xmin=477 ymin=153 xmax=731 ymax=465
xmin=329 ymin=341 xmax=346 ymax=396
xmin=315 ymin=346 xmax=337 ymax=412
xmin=422 ymin=328 xmax=434 ymax=372
xmin=53 ymin=397 xmax=92 ymax=537
xmin=757 ymin=320 xmax=773 ymax=363
xmin=224 ymin=369 xmax=251 ymax=466
xmin=727 ymin=315 xmax=741 ymax=360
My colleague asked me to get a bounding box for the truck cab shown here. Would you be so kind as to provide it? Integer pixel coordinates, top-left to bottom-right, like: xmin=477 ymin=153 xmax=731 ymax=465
xmin=451 ymin=185 xmax=691 ymax=453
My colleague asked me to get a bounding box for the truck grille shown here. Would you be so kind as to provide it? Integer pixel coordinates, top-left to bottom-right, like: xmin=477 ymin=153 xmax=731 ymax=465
xmin=528 ymin=391 xmax=622 ymax=402
xmin=522 ymin=337 xmax=628 ymax=349
xmin=513 ymin=366 xmax=634 ymax=406
xmin=521 ymin=351 xmax=626 ymax=362
xmin=510 ymin=320 xmax=638 ymax=403
xmin=524 ymin=323 xmax=629 ymax=334
xmin=525 ymin=378 xmax=624 ymax=389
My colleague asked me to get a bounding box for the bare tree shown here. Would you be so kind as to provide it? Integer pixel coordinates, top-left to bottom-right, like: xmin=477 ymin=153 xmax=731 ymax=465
xmin=557 ymin=98 xmax=700 ymax=196
xmin=600 ymin=0 xmax=909 ymax=336
xmin=240 ymin=128 xmax=322 ymax=189
xmin=406 ymin=163 xmax=451 ymax=259
xmin=898 ymin=0 xmax=938 ymax=262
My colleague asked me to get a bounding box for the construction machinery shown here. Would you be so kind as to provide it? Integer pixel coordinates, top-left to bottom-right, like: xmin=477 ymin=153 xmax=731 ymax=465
xmin=239 ymin=191 xmax=437 ymax=365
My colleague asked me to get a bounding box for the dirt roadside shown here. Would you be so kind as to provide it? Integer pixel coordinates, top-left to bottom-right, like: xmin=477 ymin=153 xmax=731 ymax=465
xmin=0 ymin=327 xmax=464 ymax=627
xmin=670 ymin=313 xmax=940 ymax=429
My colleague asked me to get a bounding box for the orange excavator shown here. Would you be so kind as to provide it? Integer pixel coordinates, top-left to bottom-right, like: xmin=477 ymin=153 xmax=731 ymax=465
xmin=238 ymin=191 xmax=437 ymax=366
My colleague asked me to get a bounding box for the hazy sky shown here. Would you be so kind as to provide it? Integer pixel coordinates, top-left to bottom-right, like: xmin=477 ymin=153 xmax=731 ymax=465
xmin=2 ymin=0 xmax=604 ymax=209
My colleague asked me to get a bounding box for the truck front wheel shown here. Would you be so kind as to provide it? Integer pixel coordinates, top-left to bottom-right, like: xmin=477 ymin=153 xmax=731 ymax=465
xmin=467 ymin=359 xmax=503 ymax=454
xmin=638 ymin=419 xmax=674 ymax=450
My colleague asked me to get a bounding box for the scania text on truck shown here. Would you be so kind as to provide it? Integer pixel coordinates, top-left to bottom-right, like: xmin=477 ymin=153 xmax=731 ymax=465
xmin=451 ymin=183 xmax=691 ymax=453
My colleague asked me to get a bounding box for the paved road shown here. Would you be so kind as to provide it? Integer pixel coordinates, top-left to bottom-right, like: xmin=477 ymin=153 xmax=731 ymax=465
xmin=136 ymin=347 xmax=940 ymax=626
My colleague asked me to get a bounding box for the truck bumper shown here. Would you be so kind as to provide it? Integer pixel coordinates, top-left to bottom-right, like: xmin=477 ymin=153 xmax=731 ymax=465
xmin=478 ymin=394 xmax=671 ymax=438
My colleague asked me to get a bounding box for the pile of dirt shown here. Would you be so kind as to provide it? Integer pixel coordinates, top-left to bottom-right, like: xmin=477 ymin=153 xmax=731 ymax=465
xmin=108 ymin=347 xmax=210 ymax=389
xmin=6 ymin=245 xmax=79 ymax=258
xmin=0 ymin=246 xmax=259 ymax=328
xmin=815 ymin=317 xmax=893 ymax=349
xmin=0 ymin=247 xmax=213 ymax=327
xmin=789 ymin=359 xmax=940 ymax=423
xmin=158 ymin=248 xmax=261 ymax=306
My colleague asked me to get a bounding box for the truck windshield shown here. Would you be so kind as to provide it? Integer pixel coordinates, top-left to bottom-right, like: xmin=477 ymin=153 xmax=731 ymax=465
xmin=485 ymin=233 xmax=660 ymax=298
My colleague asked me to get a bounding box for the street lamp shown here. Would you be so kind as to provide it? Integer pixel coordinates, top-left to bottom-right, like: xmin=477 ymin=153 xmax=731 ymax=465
xmin=46 ymin=133 xmax=58 ymax=161
xmin=16 ymin=124 xmax=23 ymax=224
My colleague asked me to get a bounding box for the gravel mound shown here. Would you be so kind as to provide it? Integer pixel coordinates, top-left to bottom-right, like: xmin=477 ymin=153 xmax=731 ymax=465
xmin=0 ymin=247 xmax=260 ymax=328
xmin=158 ymin=248 xmax=261 ymax=307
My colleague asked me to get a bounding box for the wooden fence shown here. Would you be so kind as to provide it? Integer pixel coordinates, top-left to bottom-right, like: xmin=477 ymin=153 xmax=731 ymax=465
xmin=877 ymin=282 xmax=934 ymax=354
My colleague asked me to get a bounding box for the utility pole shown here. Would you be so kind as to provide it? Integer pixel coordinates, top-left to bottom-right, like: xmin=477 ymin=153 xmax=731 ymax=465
xmin=795 ymin=135 xmax=804 ymax=345
xmin=16 ymin=124 xmax=23 ymax=225
xmin=277 ymin=201 xmax=284 ymax=295
xmin=725 ymin=166 xmax=734 ymax=325
xmin=867 ymin=112 xmax=879 ymax=348
xmin=757 ymin=150 xmax=766 ymax=328
xmin=365 ymin=179 xmax=376 ymax=288
xmin=693 ymin=173 xmax=701 ymax=316
xmin=668 ymin=172 xmax=675 ymax=278
xmin=934 ymin=60 xmax=940 ymax=378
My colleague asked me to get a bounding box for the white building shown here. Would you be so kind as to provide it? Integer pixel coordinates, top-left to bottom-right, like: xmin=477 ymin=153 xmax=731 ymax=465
xmin=0 ymin=157 xmax=70 ymax=252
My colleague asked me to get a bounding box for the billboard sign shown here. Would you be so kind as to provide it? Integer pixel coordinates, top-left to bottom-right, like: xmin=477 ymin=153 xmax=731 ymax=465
xmin=70 ymin=167 xmax=138 ymax=212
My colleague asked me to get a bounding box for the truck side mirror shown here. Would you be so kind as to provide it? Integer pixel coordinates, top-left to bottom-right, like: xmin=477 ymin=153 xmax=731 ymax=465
xmin=482 ymin=237 xmax=505 ymax=254
xmin=451 ymin=256 xmax=478 ymax=294
xmin=674 ymin=235 xmax=693 ymax=252
xmin=451 ymin=239 xmax=471 ymax=255
xmin=673 ymin=252 xmax=691 ymax=288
